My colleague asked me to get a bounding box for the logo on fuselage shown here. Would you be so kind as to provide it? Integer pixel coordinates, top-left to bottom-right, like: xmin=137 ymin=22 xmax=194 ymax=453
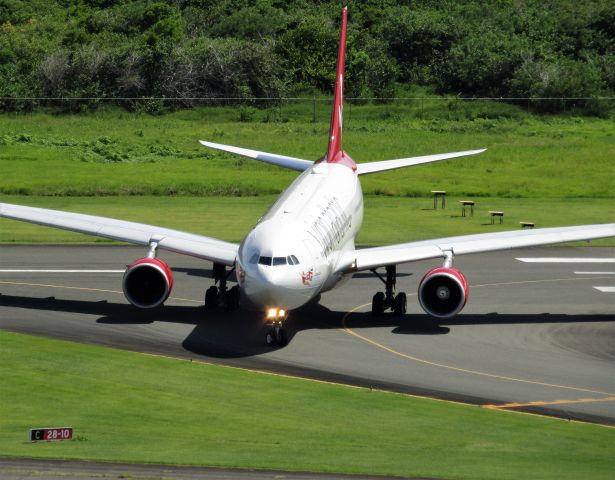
xmin=301 ymin=268 xmax=314 ymax=285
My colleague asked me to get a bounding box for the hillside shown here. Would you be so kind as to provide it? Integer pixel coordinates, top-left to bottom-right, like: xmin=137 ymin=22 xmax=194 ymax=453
xmin=0 ymin=0 xmax=613 ymax=114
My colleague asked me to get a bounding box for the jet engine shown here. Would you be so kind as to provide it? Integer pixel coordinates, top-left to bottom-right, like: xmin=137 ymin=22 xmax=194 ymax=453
xmin=122 ymin=258 xmax=173 ymax=309
xmin=418 ymin=267 xmax=469 ymax=318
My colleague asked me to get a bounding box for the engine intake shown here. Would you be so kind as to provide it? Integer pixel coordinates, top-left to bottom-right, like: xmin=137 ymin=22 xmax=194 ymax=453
xmin=122 ymin=258 xmax=173 ymax=309
xmin=418 ymin=267 xmax=469 ymax=318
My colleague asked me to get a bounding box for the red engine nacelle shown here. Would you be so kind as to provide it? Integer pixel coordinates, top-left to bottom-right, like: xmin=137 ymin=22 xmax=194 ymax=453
xmin=122 ymin=258 xmax=174 ymax=309
xmin=418 ymin=267 xmax=469 ymax=318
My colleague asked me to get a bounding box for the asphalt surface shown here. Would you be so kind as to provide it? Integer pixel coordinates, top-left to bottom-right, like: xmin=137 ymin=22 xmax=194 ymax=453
xmin=0 ymin=458 xmax=434 ymax=480
xmin=1 ymin=245 xmax=614 ymax=427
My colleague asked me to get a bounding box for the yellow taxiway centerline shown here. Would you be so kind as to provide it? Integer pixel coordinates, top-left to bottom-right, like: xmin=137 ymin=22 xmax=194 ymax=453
xmin=340 ymin=277 xmax=615 ymax=398
xmin=484 ymin=396 xmax=615 ymax=410
xmin=3 ymin=276 xmax=614 ymax=427
xmin=0 ymin=280 xmax=202 ymax=303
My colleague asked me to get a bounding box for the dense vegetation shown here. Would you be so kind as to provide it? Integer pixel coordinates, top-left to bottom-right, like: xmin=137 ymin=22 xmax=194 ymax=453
xmin=0 ymin=0 xmax=613 ymax=113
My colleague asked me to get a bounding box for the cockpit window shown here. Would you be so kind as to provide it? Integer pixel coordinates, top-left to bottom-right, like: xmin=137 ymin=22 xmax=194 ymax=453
xmin=258 ymin=256 xmax=272 ymax=266
xmin=249 ymin=253 xmax=259 ymax=264
xmin=273 ymin=257 xmax=287 ymax=266
xmin=258 ymin=255 xmax=299 ymax=266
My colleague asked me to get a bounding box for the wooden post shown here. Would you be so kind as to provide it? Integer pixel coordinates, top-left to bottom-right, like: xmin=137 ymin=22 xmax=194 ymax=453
xmin=312 ymin=96 xmax=316 ymax=123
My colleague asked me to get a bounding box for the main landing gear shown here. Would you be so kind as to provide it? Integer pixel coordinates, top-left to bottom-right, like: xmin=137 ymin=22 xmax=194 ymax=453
xmin=204 ymin=263 xmax=240 ymax=312
xmin=264 ymin=308 xmax=288 ymax=347
xmin=371 ymin=265 xmax=406 ymax=316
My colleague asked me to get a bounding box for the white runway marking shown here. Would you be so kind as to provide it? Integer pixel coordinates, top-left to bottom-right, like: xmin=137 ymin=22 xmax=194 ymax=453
xmin=575 ymin=272 xmax=615 ymax=275
xmin=516 ymin=258 xmax=615 ymax=263
xmin=0 ymin=269 xmax=124 ymax=273
xmin=593 ymin=286 xmax=615 ymax=293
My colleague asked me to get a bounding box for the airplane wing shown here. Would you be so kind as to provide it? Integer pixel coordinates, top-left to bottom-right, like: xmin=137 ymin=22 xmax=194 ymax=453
xmin=199 ymin=140 xmax=313 ymax=172
xmin=0 ymin=202 xmax=238 ymax=265
xmin=337 ymin=224 xmax=615 ymax=272
xmin=199 ymin=141 xmax=486 ymax=176
xmin=356 ymin=149 xmax=486 ymax=175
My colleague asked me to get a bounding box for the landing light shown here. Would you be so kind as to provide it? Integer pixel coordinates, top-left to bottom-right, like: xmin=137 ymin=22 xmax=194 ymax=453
xmin=266 ymin=308 xmax=286 ymax=320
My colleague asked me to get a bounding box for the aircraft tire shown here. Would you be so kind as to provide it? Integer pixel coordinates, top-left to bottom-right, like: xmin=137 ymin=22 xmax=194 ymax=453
xmin=372 ymin=292 xmax=385 ymax=317
xmin=226 ymin=285 xmax=240 ymax=311
xmin=265 ymin=329 xmax=277 ymax=347
xmin=393 ymin=292 xmax=407 ymax=316
xmin=204 ymin=286 xmax=217 ymax=311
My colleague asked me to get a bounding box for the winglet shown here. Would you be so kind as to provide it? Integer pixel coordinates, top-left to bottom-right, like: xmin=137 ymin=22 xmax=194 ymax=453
xmin=325 ymin=7 xmax=355 ymax=170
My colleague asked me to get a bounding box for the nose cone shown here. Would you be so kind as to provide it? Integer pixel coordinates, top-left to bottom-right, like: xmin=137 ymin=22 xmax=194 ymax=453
xmin=241 ymin=263 xmax=317 ymax=310
xmin=237 ymin=218 xmax=321 ymax=311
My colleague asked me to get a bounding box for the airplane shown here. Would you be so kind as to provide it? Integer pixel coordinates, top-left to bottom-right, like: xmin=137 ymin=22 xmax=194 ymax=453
xmin=1 ymin=7 xmax=614 ymax=347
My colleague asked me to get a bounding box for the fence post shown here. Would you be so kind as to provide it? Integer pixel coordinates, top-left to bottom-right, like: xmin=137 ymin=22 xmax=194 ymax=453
xmin=348 ymin=100 xmax=351 ymax=125
xmin=312 ymin=96 xmax=316 ymax=123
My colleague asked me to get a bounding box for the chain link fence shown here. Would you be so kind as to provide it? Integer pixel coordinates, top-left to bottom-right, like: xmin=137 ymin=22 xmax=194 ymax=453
xmin=1 ymin=97 xmax=613 ymax=119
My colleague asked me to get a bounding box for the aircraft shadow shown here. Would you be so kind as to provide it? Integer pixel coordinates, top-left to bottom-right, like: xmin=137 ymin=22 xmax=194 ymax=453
xmin=171 ymin=268 xmax=238 ymax=281
xmin=343 ymin=311 xmax=614 ymax=336
xmin=0 ymin=293 xmax=340 ymax=358
xmin=1 ymin=292 xmax=613 ymax=359
xmin=351 ymin=272 xmax=412 ymax=279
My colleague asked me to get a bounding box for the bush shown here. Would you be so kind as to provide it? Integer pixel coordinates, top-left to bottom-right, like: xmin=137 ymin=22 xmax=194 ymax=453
xmin=507 ymin=56 xmax=609 ymax=112
xmin=346 ymin=36 xmax=397 ymax=100
xmin=380 ymin=7 xmax=458 ymax=84
xmin=436 ymin=30 xmax=529 ymax=97
xmin=0 ymin=0 xmax=612 ymax=115
xmin=276 ymin=13 xmax=338 ymax=92
xmin=237 ymin=106 xmax=256 ymax=122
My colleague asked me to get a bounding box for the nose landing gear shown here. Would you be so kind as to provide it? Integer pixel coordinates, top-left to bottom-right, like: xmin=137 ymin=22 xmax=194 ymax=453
xmin=264 ymin=308 xmax=288 ymax=347
xmin=371 ymin=265 xmax=407 ymax=316
xmin=205 ymin=263 xmax=240 ymax=312
xmin=265 ymin=321 xmax=288 ymax=347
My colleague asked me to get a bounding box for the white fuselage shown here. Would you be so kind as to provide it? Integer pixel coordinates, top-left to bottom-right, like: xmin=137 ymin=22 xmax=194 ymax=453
xmin=236 ymin=162 xmax=363 ymax=310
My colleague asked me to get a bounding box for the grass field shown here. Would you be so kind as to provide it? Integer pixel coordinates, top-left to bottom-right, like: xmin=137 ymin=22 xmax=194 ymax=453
xmin=1 ymin=102 xmax=614 ymax=199
xmin=1 ymin=330 xmax=614 ymax=480
xmin=1 ymin=102 xmax=613 ymax=245
xmin=0 ymin=194 xmax=613 ymax=246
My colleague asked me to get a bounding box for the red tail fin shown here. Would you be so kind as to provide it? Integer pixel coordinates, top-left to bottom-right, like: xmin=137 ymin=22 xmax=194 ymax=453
xmin=325 ymin=7 xmax=354 ymax=170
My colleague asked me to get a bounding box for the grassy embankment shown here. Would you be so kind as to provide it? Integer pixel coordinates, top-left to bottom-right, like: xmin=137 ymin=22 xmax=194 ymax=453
xmin=0 ymin=100 xmax=613 ymax=244
xmin=0 ymin=194 xmax=612 ymax=246
xmin=1 ymin=330 xmax=614 ymax=480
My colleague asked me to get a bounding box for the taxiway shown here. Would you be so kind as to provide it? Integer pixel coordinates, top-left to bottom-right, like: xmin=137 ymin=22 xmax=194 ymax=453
xmin=1 ymin=245 xmax=613 ymax=425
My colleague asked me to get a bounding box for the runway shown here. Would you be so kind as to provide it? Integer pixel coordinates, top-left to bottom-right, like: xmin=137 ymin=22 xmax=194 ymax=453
xmin=1 ymin=245 xmax=614 ymax=425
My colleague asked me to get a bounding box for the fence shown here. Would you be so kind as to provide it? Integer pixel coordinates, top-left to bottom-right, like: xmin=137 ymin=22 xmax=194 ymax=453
xmin=1 ymin=96 xmax=613 ymax=120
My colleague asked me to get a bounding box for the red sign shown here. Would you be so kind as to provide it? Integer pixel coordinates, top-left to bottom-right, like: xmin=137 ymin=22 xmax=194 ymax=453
xmin=29 ymin=427 xmax=73 ymax=442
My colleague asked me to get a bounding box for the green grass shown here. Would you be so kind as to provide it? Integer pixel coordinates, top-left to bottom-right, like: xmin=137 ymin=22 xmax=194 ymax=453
xmin=0 ymin=103 xmax=614 ymax=198
xmin=1 ymin=195 xmax=613 ymax=246
xmin=1 ymin=102 xmax=613 ymax=246
xmin=1 ymin=330 xmax=614 ymax=479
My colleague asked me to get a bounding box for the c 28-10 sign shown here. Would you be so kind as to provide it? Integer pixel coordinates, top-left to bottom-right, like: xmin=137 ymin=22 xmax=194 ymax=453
xmin=29 ymin=427 xmax=73 ymax=442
